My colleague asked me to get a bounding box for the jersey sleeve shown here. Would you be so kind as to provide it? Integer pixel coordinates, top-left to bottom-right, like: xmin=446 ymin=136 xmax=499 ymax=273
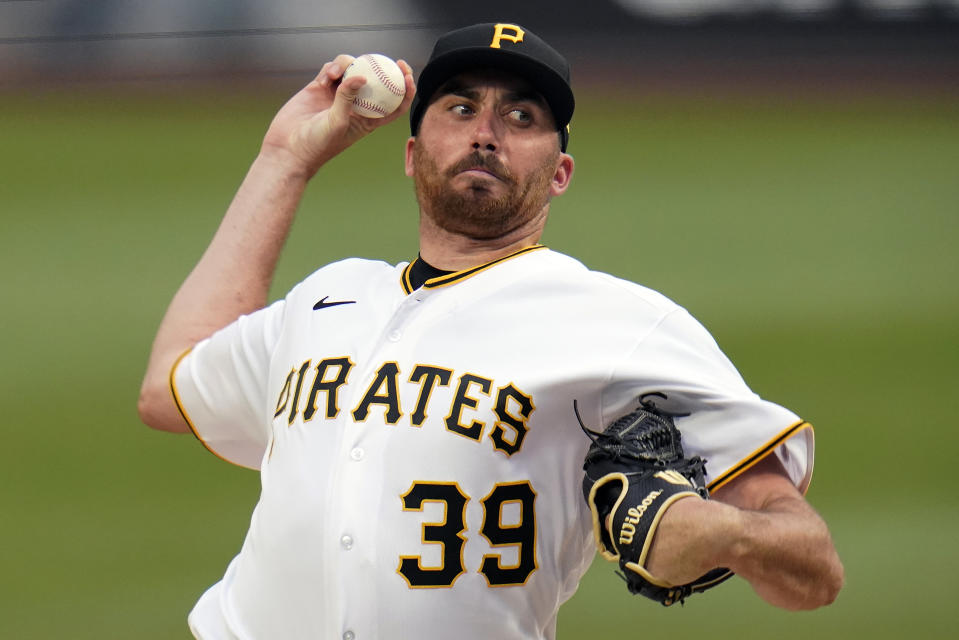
xmin=607 ymin=308 xmax=814 ymax=493
xmin=170 ymin=299 xmax=286 ymax=470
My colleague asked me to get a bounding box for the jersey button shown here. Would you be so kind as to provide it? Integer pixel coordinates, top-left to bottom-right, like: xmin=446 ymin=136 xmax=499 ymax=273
xmin=340 ymin=535 xmax=354 ymax=550
xmin=349 ymin=447 xmax=364 ymax=461
xmin=387 ymin=329 xmax=402 ymax=342
xmin=343 ymin=631 xmax=355 ymax=640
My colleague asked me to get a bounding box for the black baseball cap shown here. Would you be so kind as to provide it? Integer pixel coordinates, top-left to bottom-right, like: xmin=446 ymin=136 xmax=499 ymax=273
xmin=409 ymin=23 xmax=574 ymax=151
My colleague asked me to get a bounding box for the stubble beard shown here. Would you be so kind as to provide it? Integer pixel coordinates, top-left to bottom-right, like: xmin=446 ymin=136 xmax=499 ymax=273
xmin=413 ymin=145 xmax=557 ymax=240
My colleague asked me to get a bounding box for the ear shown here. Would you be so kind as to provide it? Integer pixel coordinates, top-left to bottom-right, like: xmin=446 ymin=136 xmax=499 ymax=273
xmin=549 ymin=153 xmax=575 ymax=197
xmin=404 ymin=137 xmax=416 ymax=177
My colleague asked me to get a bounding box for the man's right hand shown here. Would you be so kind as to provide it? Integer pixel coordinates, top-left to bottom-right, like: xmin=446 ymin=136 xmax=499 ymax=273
xmin=260 ymin=55 xmax=416 ymax=177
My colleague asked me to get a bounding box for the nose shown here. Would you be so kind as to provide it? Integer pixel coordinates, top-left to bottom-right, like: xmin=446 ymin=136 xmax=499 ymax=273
xmin=470 ymin=109 xmax=499 ymax=152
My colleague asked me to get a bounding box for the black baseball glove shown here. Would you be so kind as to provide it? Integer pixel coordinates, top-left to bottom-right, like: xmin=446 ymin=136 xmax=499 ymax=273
xmin=576 ymin=393 xmax=733 ymax=606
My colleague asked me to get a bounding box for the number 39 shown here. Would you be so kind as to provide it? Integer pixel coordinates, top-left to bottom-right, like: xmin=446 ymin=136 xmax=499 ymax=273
xmin=398 ymin=480 xmax=537 ymax=588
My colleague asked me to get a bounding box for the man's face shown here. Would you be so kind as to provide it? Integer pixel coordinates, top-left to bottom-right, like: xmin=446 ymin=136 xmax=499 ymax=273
xmin=405 ymin=71 xmax=573 ymax=240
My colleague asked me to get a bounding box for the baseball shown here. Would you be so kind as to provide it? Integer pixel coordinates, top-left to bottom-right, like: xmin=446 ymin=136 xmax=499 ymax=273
xmin=343 ymin=53 xmax=406 ymax=118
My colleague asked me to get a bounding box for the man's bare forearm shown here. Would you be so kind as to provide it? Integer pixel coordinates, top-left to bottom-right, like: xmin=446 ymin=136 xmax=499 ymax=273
xmin=137 ymin=57 xmax=417 ymax=432
xmin=645 ymin=456 xmax=844 ymax=610
xmin=163 ymin=153 xmax=309 ymax=335
xmin=721 ymin=494 xmax=844 ymax=610
xmin=138 ymin=153 xmax=310 ymax=432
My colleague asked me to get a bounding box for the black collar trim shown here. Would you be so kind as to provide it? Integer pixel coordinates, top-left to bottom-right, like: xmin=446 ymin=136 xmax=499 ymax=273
xmin=407 ymin=255 xmax=453 ymax=291
xmin=401 ymin=244 xmax=546 ymax=294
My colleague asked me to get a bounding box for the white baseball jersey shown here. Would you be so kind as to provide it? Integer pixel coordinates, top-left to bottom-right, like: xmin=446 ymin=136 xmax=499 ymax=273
xmin=172 ymin=245 xmax=813 ymax=640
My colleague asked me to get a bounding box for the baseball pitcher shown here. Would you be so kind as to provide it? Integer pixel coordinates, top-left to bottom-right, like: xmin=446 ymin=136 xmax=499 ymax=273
xmin=139 ymin=22 xmax=843 ymax=640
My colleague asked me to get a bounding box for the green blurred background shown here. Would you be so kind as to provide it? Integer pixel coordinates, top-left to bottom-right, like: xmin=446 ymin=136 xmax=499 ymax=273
xmin=2 ymin=10 xmax=958 ymax=636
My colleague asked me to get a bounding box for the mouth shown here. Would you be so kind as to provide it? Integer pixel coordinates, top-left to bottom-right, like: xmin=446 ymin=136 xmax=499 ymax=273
xmin=459 ymin=166 xmax=503 ymax=181
xmin=448 ymin=152 xmax=512 ymax=185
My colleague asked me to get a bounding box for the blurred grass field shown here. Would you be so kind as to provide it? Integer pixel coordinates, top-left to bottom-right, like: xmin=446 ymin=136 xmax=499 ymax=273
xmin=1 ymin=83 xmax=957 ymax=638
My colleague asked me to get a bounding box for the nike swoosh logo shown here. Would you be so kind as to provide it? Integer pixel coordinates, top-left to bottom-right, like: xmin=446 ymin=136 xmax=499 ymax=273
xmin=313 ymin=296 xmax=356 ymax=311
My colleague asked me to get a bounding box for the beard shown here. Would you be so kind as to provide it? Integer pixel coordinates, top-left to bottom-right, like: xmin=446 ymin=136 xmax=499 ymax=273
xmin=413 ymin=145 xmax=557 ymax=240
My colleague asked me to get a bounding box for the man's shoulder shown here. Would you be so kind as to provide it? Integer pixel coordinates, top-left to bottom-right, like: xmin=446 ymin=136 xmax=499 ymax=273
xmin=285 ymin=256 xmax=407 ymax=299
xmin=305 ymin=256 xmax=403 ymax=278
xmin=539 ymin=249 xmax=681 ymax=315
xmin=301 ymin=258 xmax=407 ymax=284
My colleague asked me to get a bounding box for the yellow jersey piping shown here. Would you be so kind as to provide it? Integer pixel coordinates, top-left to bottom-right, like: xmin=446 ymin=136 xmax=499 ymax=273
xmin=400 ymin=245 xmax=547 ymax=295
xmin=169 ymin=346 xmax=248 ymax=468
xmin=706 ymin=420 xmax=814 ymax=494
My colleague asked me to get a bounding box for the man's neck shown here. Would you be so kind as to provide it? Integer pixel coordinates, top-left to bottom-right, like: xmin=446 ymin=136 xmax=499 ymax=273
xmin=417 ymin=210 xmax=548 ymax=271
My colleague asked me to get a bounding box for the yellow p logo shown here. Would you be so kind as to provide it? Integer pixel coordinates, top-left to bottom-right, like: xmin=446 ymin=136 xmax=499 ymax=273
xmin=490 ymin=24 xmax=525 ymax=49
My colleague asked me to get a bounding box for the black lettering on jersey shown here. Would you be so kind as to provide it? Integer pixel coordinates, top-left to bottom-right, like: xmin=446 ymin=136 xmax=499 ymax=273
xmin=273 ymin=368 xmax=295 ymax=418
xmin=352 ymin=361 xmax=402 ymax=424
xmin=303 ymin=357 xmax=354 ymax=421
xmin=445 ymin=374 xmax=492 ymax=441
xmin=409 ymin=365 xmax=453 ymax=427
xmin=490 ymin=384 xmax=535 ymax=456
xmin=288 ymin=360 xmax=312 ymax=426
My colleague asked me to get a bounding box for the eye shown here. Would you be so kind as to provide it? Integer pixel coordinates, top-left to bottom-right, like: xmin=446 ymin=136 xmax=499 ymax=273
xmin=507 ymin=109 xmax=532 ymax=123
xmin=451 ymin=104 xmax=474 ymax=116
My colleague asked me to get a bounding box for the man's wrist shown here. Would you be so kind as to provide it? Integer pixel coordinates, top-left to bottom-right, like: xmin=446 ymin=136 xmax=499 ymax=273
xmin=256 ymin=145 xmax=321 ymax=182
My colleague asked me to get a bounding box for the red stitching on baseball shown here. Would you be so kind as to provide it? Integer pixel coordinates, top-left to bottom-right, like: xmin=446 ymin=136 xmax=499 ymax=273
xmin=364 ymin=55 xmax=405 ymax=96
xmin=353 ymin=97 xmax=389 ymax=116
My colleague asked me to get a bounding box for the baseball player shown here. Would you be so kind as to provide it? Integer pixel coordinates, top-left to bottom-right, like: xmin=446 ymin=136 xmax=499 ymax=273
xmin=139 ymin=23 xmax=843 ymax=640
